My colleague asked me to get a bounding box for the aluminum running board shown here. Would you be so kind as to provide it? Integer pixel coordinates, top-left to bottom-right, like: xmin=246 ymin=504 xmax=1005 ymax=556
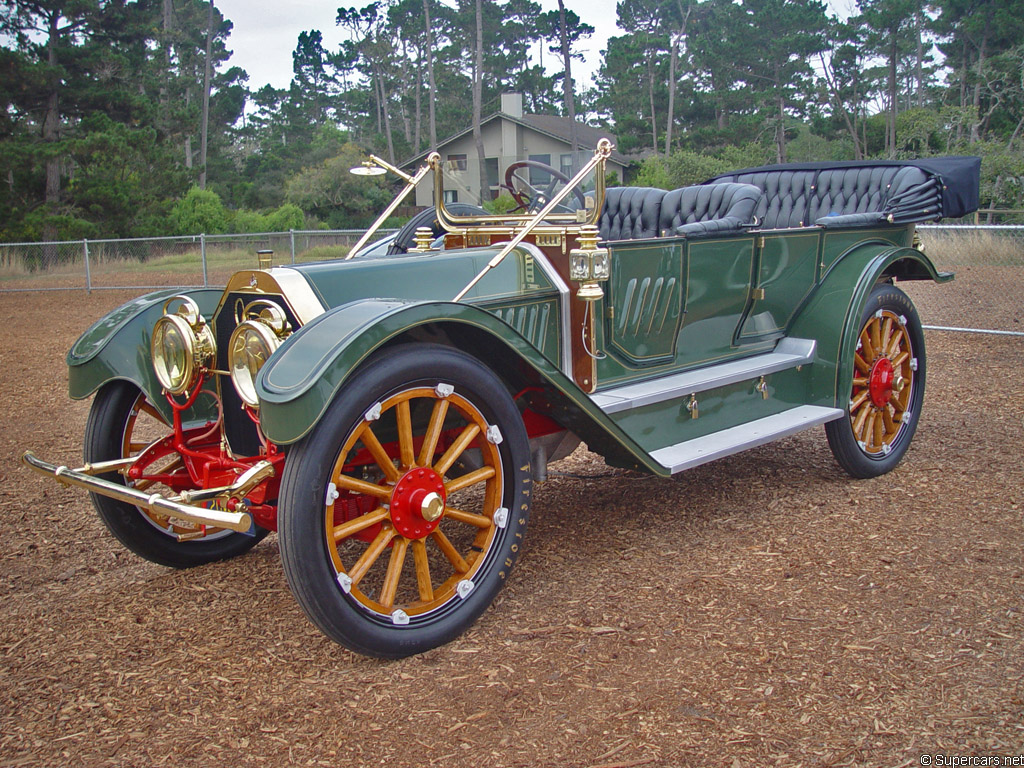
xmin=592 ymin=338 xmax=816 ymax=415
xmin=650 ymin=405 xmax=844 ymax=474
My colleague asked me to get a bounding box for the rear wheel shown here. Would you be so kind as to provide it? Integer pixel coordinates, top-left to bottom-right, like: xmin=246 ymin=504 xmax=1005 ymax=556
xmin=84 ymin=380 xmax=266 ymax=567
xmin=278 ymin=345 xmax=531 ymax=658
xmin=826 ymin=283 xmax=926 ymax=478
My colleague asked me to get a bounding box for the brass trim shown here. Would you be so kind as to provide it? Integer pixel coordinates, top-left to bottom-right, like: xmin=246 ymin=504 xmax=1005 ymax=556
xmin=453 ymin=140 xmax=614 ymax=302
xmin=535 ymin=234 xmax=563 ymax=248
xmin=22 ymin=451 xmax=254 ymax=533
xmin=345 ymin=158 xmax=434 ymax=260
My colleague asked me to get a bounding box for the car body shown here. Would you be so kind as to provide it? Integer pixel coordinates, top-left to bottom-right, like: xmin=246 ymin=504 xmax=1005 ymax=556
xmin=24 ymin=141 xmax=980 ymax=657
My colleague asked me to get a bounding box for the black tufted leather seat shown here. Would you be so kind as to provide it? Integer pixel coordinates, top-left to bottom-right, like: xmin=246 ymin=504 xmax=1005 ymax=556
xmin=598 ymin=187 xmax=667 ymax=241
xmin=712 ymin=165 xmax=935 ymax=230
xmin=659 ymin=183 xmax=762 ymax=237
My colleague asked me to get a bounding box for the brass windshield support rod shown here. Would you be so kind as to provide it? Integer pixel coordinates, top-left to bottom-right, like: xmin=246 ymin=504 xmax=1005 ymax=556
xmin=344 ymin=154 xmax=437 ymax=261
xmin=452 ymin=139 xmax=612 ymax=302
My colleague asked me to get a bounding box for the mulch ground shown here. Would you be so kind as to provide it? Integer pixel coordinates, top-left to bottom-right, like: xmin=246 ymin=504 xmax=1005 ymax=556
xmin=1 ymin=287 xmax=1022 ymax=768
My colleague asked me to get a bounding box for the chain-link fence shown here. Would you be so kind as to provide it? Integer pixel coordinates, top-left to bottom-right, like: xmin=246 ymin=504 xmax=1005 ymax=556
xmin=1 ymin=225 xmax=1020 ymax=335
xmin=0 ymin=229 xmax=396 ymax=292
xmin=909 ymin=225 xmax=1024 ymax=336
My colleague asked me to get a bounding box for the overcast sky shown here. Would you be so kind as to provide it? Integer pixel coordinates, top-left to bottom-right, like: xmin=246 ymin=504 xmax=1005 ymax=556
xmin=215 ymin=0 xmax=625 ymax=92
xmin=216 ymin=0 xmax=856 ymax=98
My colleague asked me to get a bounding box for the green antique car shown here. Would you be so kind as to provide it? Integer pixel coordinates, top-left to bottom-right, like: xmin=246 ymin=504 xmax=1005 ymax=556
xmin=24 ymin=141 xmax=980 ymax=658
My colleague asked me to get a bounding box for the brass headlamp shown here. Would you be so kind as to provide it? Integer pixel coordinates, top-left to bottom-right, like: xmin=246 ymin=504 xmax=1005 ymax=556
xmin=151 ymin=295 xmax=216 ymax=395
xmin=228 ymin=300 xmax=291 ymax=408
xmin=568 ymin=225 xmax=610 ymax=301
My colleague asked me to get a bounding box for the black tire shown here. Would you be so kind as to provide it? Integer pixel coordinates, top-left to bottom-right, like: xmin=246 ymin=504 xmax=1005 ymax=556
xmin=84 ymin=380 xmax=267 ymax=568
xmin=278 ymin=344 xmax=531 ymax=658
xmin=826 ymin=283 xmax=926 ymax=478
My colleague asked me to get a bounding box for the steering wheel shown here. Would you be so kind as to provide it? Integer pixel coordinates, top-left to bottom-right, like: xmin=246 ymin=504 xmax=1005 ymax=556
xmin=502 ymin=160 xmax=587 ymax=213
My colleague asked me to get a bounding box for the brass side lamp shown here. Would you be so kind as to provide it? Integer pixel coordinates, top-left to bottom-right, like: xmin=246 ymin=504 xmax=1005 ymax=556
xmin=568 ymin=225 xmax=610 ymax=301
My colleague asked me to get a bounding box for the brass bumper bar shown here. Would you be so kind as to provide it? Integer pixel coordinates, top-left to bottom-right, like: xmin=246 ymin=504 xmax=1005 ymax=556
xmin=22 ymin=451 xmax=255 ymax=534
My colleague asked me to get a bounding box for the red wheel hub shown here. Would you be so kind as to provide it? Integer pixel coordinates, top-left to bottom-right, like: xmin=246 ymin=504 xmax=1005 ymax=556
xmin=390 ymin=467 xmax=446 ymax=540
xmin=868 ymin=356 xmax=895 ymax=407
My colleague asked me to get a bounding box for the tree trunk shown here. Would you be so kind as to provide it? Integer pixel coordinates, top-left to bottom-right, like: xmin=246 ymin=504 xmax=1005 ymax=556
xmin=820 ymin=53 xmax=862 ymax=159
xmin=970 ymin=34 xmax=987 ymax=144
xmin=914 ymin=10 xmax=924 ymax=108
xmin=665 ymin=1 xmax=691 ymax=156
xmin=399 ymin=39 xmax=412 ymax=145
xmin=424 ymin=0 xmax=437 ymax=150
xmin=776 ymin=92 xmax=786 ymax=164
xmin=647 ymin=52 xmax=657 ymax=154
xmin=887 ymin=35 xmax=897 ymax=157
xmin=666 ymin=32 xmax=678 ymax=156
xmin=378 ymin=69 xmax=396 ymax=163
xmin=473 ymin=0 xmax=487 ymax=204
xmin=198 ymin=0 xmax=214 ymax=189
xmin=42 ymin=9 xmax=60 ymax=262
xmin=556 ymin=0 xmax=578 ymax=153
xmin=414 ymin=45 xmax=422 ymax=151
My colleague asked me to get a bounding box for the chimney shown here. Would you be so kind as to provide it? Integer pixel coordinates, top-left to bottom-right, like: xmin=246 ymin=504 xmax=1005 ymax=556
xmin=501 ymin=92 xmax=523 ymax=118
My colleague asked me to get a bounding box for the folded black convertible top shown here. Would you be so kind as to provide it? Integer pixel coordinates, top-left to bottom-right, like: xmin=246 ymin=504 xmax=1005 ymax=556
xmin=706 ymin=156 xmax=981 ymax=222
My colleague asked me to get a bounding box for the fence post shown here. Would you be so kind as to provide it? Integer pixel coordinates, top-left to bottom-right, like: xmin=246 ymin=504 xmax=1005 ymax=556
xmin=200 ymin=233 xmax=208 ymax=287
xmin=83 ymin=239 xmax=92 ymax=294
xmin=290 ymin=229 xmax=296 ymax=264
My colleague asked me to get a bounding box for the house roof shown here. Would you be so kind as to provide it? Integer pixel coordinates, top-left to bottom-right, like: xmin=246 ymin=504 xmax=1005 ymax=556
xmin=402 ymin=111 xmax=629 ymax=169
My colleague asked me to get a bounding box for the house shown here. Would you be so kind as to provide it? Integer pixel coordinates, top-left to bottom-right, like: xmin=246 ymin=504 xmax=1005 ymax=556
xmin=402 ymin=93 xmax=629 ymax=209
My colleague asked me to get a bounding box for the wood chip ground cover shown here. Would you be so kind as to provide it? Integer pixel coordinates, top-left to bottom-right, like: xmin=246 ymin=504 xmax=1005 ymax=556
xmin=0 ymin=288 xmax=1021 ymax=767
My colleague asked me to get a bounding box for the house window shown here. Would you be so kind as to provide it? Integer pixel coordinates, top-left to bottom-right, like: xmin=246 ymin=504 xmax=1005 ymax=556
xmin=447 ymin=154 xmax=467 ymax=171
xmin=529 ymin=154 xmax=551 ymax=186
xmin=485 ymin=158 xmax=500 ymax=189
xmin=443 ymin=190 xmax=459 ymax=204
xmin=560 ymin=153 xmax=574 ymax=178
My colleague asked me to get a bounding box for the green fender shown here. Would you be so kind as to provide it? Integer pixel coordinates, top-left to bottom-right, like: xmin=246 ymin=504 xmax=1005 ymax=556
xmin=789 ymin=243 xmax=951 ymax=409
xmin=66 ymin=288 xmax=223 ymax=423
xmin=255 ymin=298 xmax=669 ymax=474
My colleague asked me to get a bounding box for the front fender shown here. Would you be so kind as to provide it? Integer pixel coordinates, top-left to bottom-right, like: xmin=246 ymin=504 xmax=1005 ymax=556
xmin=255 ymin=299 xmax=668 ymax=474
xmin=789 ymin=244 xmax=950 ymax=409
xmin=66 ymin=288 xmax=223 ymax=422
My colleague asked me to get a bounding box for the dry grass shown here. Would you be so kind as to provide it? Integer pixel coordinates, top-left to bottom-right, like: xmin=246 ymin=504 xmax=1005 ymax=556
xmin=1 ymin=289 xmax=1023 ymax=768
xmin=917 ymin=227 xmax=1024 ymax=269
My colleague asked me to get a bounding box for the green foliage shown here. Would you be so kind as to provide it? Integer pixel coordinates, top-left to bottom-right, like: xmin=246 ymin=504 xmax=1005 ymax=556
xmin=171 ymin=187 xmax=230 ymax=235
xmin=285 ymin=143 xmax=394 ymax=229
xmin=632 ymin=157 xmax=673 ymax=190
xmin=786 ymin=127 xmax=856 ymax=162
xmin=4 ymin=0 xmax=1024 ymax=245
xmin=483 ymin=193 xmax=519 ymax=214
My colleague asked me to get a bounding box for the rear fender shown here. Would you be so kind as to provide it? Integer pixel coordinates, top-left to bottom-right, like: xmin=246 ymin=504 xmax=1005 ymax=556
xmin=255 ymin=299 xmax=667 ymax=474
xmin=789 ymin=244 xmax=949 ymax=409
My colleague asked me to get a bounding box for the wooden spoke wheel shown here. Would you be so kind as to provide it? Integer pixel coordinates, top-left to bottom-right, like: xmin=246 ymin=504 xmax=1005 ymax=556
xmin=826 ymin=283 xmax=926 ymax=479
xmin=278 ymin=344 xmax=531 ymax=658
xmin=84 ymin=381 xmax=266 ymax=567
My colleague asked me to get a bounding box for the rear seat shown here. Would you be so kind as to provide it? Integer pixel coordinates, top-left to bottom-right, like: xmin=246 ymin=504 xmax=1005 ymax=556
xmin=659 ymin=183 xmax=761 ymax=237
xmin=598 ymin=183 xmax=761 ymax=241
xmin=711 ymin=165 xmax=932 ymax=229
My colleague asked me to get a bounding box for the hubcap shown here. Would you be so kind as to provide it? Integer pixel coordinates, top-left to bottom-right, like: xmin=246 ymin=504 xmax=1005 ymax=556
xmin=868 ymin=356 xmax=895 ymax=407
xmin=389 ymin=467 xmax=446 ymax=539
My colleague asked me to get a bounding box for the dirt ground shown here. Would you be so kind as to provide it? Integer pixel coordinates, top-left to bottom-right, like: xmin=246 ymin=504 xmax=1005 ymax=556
xmin=1 ymin=286 xmax=1022 ymax=768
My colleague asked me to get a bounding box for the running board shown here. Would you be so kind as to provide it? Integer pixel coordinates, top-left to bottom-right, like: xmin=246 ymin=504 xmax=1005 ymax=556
xmin=593 ymin=338 xmax=816 ymax=415
xmin=650 ymin=405 xmax=844 ymax=474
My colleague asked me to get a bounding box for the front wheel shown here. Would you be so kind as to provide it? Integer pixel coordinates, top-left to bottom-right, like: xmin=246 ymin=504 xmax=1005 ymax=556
xmin=84 ymin=380 xmax=267 ymax=568
xmin=278 ymin=345 xmax=532 ymax=658
xmin=826 ymin=283 xmax=926 ymax=478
